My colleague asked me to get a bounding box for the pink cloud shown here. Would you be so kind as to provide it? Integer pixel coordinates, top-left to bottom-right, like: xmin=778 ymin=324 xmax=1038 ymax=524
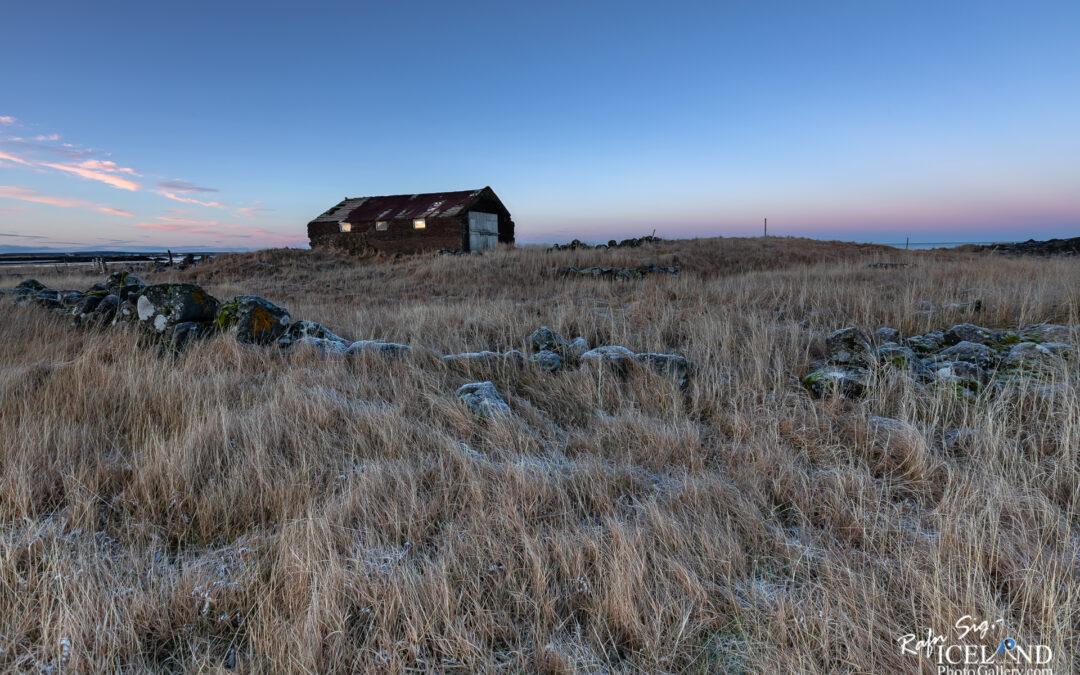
xmin=33 ymin=133 xmax=60 ymax=142
xmin=134 ymin=215 xmax=303 ymax=245
xmin=97 ymin=207 xmax=135 ymax=217
xmin=77 ymin=159 xmax=139 ymax=175
xmin=0 ymin=150 xmax=31 ymax=165
xmin=0 ymin=185 xmax=131 ymax=216
xmin=42 ymin=162 xmax=141 ymax=191
xmin=158 ymin=179 xmax=218 ymax=193
xmin=0 ymin=116 xmax=14 ymax=126
xmin=160 ymin=191 xmax=226 ymax=208
xmin=0 ymin=185 xmax=94 ymax=208
xmin=236 ymin=204 xmax=272 ymax=219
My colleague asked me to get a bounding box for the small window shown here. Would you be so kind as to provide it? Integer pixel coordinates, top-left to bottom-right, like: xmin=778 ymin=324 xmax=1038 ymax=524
xmin=413 ymin=218 xmax=426 ymax=230
xmin=339 ymin=222 xmax=352 ymax=232
xmin=376 ymin=221 xmax=388 ymax=231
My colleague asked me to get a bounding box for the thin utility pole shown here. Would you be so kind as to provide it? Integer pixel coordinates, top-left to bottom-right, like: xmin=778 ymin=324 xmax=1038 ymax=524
xmin=905 ymin=237 xmax=909 ymax=250
xmin=764 ymin=218 xmax=768 ymax=237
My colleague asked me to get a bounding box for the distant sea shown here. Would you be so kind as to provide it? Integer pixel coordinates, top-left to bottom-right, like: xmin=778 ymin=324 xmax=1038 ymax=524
xmin=868 ymin=240 xmax=1003 ymax=250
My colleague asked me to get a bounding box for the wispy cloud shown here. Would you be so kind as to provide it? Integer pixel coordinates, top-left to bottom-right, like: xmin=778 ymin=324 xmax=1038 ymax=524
xmin=160 ymin=191 xmax=226 ymax=208
xmin=0 ymin=185 xmax=132 ymax=216
xmin=33 ymin=133 xmax=60 ymax=141
xmin=97 ymin=206 xmax=135 ymax=217
xmin=0 ymin=232 xmax=47 ymax=239
xmin=0 ymin=150 xmax=31 ymax=165
xmin=236 ymin=204 xmax=272 ymax=219
xmin=158 ymin=179 xmax=218 ymax=193
xmin=0 ymin=185 xmax=95 ymax=208
xmin=0 ymin=116 xmax=14 ymax=126
xmin=76 ymin=159 xmax=138 ymax=175
xmin=0 ymin=139 xmax=93 ymax=159
xmin=135 ymin=215 xmax=302 ymax=245
xmin=41 ymin=162 xmax=141 ymax=191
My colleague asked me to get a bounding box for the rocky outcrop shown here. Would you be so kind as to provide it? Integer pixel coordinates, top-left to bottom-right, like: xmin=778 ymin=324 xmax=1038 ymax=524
xmin=547 ymin=235 xmax=662 ymax=251
xmin=977 ymin=236 xmax=1080 ymax=256
xmin=804 ymin=321 xmax=1075 ymax=399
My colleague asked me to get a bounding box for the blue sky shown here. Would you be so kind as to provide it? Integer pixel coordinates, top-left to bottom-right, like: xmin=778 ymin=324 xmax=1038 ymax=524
xmin=1 ymin=0 xmax=1078 ymax=249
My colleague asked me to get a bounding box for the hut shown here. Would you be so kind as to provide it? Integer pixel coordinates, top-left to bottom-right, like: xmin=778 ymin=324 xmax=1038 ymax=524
xmin=306 ymin=187 xmax=514 ymax=255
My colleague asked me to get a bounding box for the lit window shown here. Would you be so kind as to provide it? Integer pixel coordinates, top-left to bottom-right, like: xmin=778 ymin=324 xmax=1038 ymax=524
xmin=339 ymin=222 xmax=352 ymax=232
xmin=376 ymin=221 xmax=388 ymax=231
xmin=413 ymin=218 xmax=426 ymax=230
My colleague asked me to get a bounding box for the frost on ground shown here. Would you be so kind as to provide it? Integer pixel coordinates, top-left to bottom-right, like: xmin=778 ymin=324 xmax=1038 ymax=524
xmin=0 ymin=238 xmax=1077 ymax=672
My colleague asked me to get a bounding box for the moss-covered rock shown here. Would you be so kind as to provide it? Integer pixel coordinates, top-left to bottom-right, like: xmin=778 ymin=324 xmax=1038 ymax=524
xmin=906 ymin=331 xmax=945 ymax=354
xmin=136 ymin=283 xmax=220 ymax=333
xmin=934 ymin=341 xmax=998 ymax=369
xmin=214 ymin=299 xmax=240 ymax=332
xmin=943 ymin=323 xmax=992 ymax=346
xmin=803 ymin=366 xmax=870 ymax=398
xmin=824 ymin=327 xmax=875 ymax=366
xmin=232 ymin=295 xmax=290 ymax=345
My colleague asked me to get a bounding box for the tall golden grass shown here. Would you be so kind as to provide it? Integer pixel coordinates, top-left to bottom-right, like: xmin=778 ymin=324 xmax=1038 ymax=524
xmin=0 ymin=237 xmax=1076 ymax=672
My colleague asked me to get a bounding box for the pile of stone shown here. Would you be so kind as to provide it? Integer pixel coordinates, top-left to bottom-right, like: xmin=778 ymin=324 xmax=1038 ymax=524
xmin=977 ymin=237 xmax=1080 ymax=256
xmin=6 ymin=279 xmax=692 ymax=423
xmin=803 ymin=323 xmax=1074 ymax=399
xmin=547 ymin=235 xmax=663 ymax=252
xmin=442 ymin=326 xmax=691 ymax=386
xmin=554 ymin=263 xmax=680 ymax=280
xmin=4 ymin=274 xmax=410 ymax=357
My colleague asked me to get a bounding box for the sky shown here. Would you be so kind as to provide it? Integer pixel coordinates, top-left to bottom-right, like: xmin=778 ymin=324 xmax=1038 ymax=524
xmin=1 ymin=0 xmax=1078 ymax=250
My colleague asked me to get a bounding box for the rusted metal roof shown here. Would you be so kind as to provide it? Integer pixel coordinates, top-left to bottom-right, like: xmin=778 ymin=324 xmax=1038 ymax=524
xmin=339 ymin=189 xmax=484 ymax=223
xmin=311 ymin=198 xmax=367 ymax=223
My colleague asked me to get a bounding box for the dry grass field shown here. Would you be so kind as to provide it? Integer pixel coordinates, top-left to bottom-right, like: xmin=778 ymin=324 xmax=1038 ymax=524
xmin=1 ymin=236 xmax=1077 ymax=673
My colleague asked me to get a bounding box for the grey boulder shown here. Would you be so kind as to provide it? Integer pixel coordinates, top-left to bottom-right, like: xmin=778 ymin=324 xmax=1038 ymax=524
xmin=232 ymin=295 xmax=291 ymax=345
xmin=803 ymin=366 xmax=870 ymax=398
xmin=580 ymin=345 xmax=636 ymax=371
xmin=137 ymin=284 xmax=219 ymax=333
xmin=278 ymin=320 xmax=349 ymax=350
xmin=456 ymin=381 xmax=511 ymax=417
xmin=347 ymin=340 xmax=412 ymax=358
xmin=528 ymin=326 xmax=569 ymax=353
xmin=873 ymin=327 xmax=901 ymax=344
xmin=530 ymin=349 xmax=564 ymax=373
xmin=635 ymin=352 xmax=692 ymax=384
xmin=935 ymin=341 xmax=998 ymax=369
xmin=943 ymin=323 xmax=992 ymax=346
xmin=291 ymin=336 xmax=349 ymax=355
xmin=824 ymin=327 xmax=875 ymax=366
xmin=568 ymin=337 xmax=590 ymax=358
